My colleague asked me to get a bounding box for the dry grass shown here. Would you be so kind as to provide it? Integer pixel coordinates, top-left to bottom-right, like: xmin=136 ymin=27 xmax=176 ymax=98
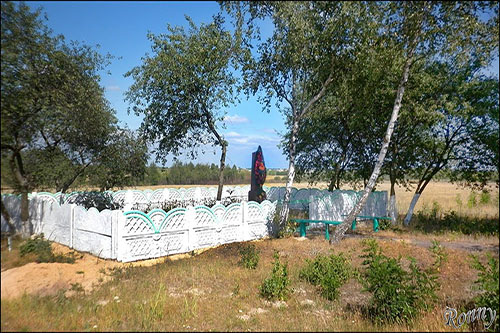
xmin=1 ymin=232 xmax=497 ymax=332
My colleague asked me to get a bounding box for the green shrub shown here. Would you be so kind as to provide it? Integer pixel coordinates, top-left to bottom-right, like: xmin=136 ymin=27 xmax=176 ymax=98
xmin=299 ymin=252 xmax=352 ymax=301
xmin=467 ymin=192 xmax=478 ymax=208
xmin=72 ymin=191 xmax=123 ymax=211
xmin=20 ymin=234 xmax=76 ymax=264
xmin=259 ymin=251 xmax=291 ymax=301
xmin=360 ymin=239 xmax=439 ymax=324
xmin=479 ymin=191 xmax=491 ymax=205
xmin=238 ymin=244 xmax=260 ymax=269
xmin=428 ymin=240 xmax=448 ymax=271
xmin=470 ymin=254 xmax=499 ymax=332
xmin=379 ymin=218 xmax=392 ymax=231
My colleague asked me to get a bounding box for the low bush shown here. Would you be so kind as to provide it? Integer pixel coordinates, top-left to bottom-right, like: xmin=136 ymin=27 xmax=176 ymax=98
xmin=19 ymin=234 xmax=76 ymax=264
xmin=428 ymin=240 xmax=448 ymax=271
xmin=259 ymin=251 xmax=291 ymax=301
xmin=413 ymin=210 xmax=499 ymax=236
xmin=238 ymin=244 xmax=260 ymax=269
xmin=299 ymin=252 xmax=352 ymax=301
xmin=360 ymin=239 xmax=439 ymax=324
xmin=72 ymin=191 xmax=123 ymax=211
xmin=470 ymin=254 xmax=499 ymax=332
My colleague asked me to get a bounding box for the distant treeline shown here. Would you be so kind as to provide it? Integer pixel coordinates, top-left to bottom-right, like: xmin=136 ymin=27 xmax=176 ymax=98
xmin=140 ymin=162 xmax=288 ymax=186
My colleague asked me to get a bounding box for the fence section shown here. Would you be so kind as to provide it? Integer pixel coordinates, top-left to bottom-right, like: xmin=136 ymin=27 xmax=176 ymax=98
xmin=1 ymin=195 xmax=276 ymax=263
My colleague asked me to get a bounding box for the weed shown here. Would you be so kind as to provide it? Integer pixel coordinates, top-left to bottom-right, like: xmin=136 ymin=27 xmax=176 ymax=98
xmin=259 ymin=251 xmax=291 ymax=301
xmin=232 ymin=282 xmax=240 ymax=296
xmin=480 ymin=191 xmax=491 ymax=205
xmin=238 ymin=244 xmax=260 ymax=269
xmin=299 ymin=252 xmax=352 ymax=301
xmin=467 ymin=192 xmax=478 ymax=208
xmin=470 ymin=254 xmax=499 ymax=332
xmin=137 ymin=283 xmax=166 ymax=328
xmin=455 ymin=194 xmax=463 ymax=208
xmin=69 ymin=282 xmax=84 ymax=294
xmin=19 ymin=234 xmax=75 ymax=264
xmin=428 ymin=240 xmax=448 ymax=271
xmin=360 ymin=239 xmax=439 ymax=325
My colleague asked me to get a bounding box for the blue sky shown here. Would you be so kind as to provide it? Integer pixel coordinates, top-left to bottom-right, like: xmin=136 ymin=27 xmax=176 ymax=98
xmin=24 ymin=1 xmax=500 ymax=169
xmin=26 ymin=1 xmax=287 ymax=169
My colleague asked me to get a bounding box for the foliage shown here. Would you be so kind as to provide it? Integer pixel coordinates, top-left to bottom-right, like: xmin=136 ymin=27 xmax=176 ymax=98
xmin=470 ymin=254 xmax=499 ymax=332
xmin=1 ymin=2 xmax=119 ymax=194
xmin=360 ymin=239 xmax=439 ymax=324
xmin=71 ymin=191 xmax=123 ymax=211
xmin=299 ymin=252 xmax=352 ymax=301
xmin=413 ymin=210 xmax=499 ymax=236
xmin=19 ymin=234 xmax=75 ymax=264
xmin=428 ymin=240 xmax=448 ymax=272
xmin=125 ymin=13 xmax=244 ymax=200
xmin=259 ymin=251 xmax=291 ymax=301
xmin=238 ymin=244 xmax=260 ymax=269
xmin=87 ymin=129 xmax=148 ymax=191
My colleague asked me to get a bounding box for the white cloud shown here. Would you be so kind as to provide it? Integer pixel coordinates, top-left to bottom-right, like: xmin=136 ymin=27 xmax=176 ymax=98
xmin=225 ymin=131 xmax=241 ymax=137
xmin=224 ymin=114 xmax=249 ymax=124
xmin=225 ymin=133 xmax=280 ymax=147
xmin=106 ymin=85 xmax=120 ymax=91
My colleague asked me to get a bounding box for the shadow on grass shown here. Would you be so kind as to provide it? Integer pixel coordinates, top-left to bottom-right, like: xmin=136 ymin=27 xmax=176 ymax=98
xmin=409 ymin=211 xmax=499 ymax=236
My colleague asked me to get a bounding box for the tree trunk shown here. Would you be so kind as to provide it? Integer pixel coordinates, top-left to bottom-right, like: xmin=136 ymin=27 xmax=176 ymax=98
xmin=216 ymin=142 xmax=227 ymax=201
xmin=404 ymin=191 xmax=422 ymax=225
xmin=1 ymin=197 xmax=17 ymax=235
xmin=389 ymin=180 xmax=398 ymax=224
xmin=20 ymin=191 xmax=32 ymax=238
xmin=279 ymin=116 xmax=298 ymax=230
xmin=330 ymin=43 xmax=415 ymax=244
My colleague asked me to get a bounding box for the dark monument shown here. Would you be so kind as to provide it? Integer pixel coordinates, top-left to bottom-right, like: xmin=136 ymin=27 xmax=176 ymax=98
xmin=248 ymin=145 xmax=267 ymax=203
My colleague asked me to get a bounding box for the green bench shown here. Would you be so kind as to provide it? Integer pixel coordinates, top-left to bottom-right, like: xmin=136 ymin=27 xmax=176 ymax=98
xmin=293 ymin=215 xmax=392 ymax=240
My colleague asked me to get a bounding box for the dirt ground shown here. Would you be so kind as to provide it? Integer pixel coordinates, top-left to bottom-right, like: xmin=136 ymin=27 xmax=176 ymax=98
xmin=0 ymin=242 xmax=211 ymax=300
xmin=2 ymin=231 xmax=497 ymax=301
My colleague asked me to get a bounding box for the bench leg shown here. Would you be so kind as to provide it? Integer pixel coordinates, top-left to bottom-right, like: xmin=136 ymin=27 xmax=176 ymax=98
xmin=351 ymin=218 xmax=356 ymax=231
xmin=299 ymin=223 xmax=306 ymax=237
xmin=325 ymin=223 xmax=330 ymax=241
xmin=373 ymin=218 xmax=379 ymax=232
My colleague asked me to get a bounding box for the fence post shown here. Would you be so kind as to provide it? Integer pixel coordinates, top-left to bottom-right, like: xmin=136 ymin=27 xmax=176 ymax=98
xmin=241 ymin=201 xmax=248 ymax=242
xmin=162 ymin=188 xmax=170 ymax=204
xmin=116 ymin=212 xmax=126 ymax=262
xmin=186 ymin=206 xmax=195 ymax=252
xmin=111 ymin=210 xmax=120 ymax=259
xmin=124 ymin=190 xmax=134 ymax=211
xmin=70 ymin=204 xmax=76 ymax=249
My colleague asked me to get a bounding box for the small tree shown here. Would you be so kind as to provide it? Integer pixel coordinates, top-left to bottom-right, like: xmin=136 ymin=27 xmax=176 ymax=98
xmin=125 ymin=15 xmax=241 ymax=200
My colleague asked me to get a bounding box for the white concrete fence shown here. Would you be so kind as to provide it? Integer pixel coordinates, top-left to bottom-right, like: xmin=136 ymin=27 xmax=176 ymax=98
xmin=1 ymin=194 xmax=277 ymax=263
xmin=1 ymin=186 xmax=388 ymax=262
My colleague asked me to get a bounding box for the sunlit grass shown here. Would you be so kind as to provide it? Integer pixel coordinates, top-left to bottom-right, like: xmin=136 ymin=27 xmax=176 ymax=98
xmin=1 ymin=236 xmax=496 ymax=332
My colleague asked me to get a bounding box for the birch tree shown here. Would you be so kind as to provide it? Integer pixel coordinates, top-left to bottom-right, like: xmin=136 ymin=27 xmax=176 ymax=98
xmin=223 ymin=1 xmax=381 ymax=230
xmin=331 ymin=1 xmax=498 ymax=242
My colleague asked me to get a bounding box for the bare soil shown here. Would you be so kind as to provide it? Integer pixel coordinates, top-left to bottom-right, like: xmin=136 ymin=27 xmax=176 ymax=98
xmin=0 ymin=243 xmax=209 ymax=300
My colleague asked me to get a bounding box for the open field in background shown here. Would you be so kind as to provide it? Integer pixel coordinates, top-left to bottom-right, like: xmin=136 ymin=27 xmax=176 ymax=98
xmin=1 ymin=232 xmax=497 ymax=332
xmin=124 ymin=181 xmax=499 ymax=219
xmin=2 ymin=181 xmax=498 ymax=218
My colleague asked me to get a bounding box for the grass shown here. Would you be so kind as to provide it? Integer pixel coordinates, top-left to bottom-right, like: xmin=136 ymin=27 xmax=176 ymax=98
xmin=1 ymin=234 xmax=497 ymax=332
xmin=1 ymin=181 xmax=498 ymax=331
